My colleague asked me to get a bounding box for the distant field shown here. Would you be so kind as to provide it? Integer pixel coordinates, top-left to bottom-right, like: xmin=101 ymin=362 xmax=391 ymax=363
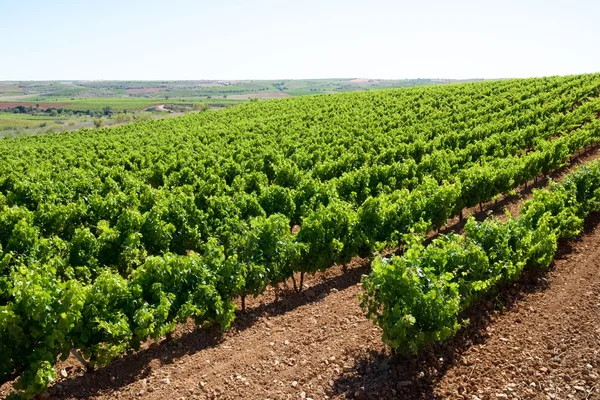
xmin=0 ymin=118 xmax=40 ymax=129
xmin=125 ymin=88 xmax=166 ymax=94
xmin=0 ymin=112 xmax=74 ymax=131
xmin=0 ymin=113 xmax=68 ymax=120
xmin=0 ymin=97 xmax=243 ymax=111
xmin=0 ymin=101 xmax=71 ymax=110
xmin=2 ymin=74 xmax=600 ymax=399
xmin=228 ymin=92 xmax=293 ymax=99
xmin=62 ymin=98 xmax=172 ymax=112
xmin=0 ymin=78 xmax=481 ymax=133
xmin=0 ymin=78 xmax=480 ymax=100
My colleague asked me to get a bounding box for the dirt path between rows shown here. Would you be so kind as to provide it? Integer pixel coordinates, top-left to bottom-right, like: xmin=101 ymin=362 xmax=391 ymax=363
xmin=3 ymin=147 xmax=600 ymax=400
xmin=44 ymin=214 xmax=600 ymax=400
xmin=26 ymin=153 xmax=597 ymax=400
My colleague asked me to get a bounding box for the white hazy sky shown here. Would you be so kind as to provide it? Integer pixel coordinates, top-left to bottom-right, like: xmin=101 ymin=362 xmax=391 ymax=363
xmin=1 ymin=0 xmax=599 ymax=80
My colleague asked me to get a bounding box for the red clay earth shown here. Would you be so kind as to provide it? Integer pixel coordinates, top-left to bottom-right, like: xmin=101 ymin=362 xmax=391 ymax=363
xmin=0 ymin=102 xmax=71 ymax=110
xmin=4 ymin=148 xmax=600 ymax=400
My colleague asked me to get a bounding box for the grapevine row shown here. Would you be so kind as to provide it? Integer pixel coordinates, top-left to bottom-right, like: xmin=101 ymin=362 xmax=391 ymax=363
xmin=1 ymin=75 xmax=600 ymax=397
xmin=362 ymin=157 xmax=600 ymax=353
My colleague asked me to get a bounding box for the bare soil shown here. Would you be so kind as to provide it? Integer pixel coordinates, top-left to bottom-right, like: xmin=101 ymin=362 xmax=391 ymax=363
xmin=35 ymin=215 xmax=600 ymax=400
xmin=5 ymin=149 xmax=600 ymax=400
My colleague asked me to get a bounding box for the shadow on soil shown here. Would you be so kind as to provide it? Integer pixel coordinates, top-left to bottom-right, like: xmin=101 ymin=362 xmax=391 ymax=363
xmin=52 ymin=263 xmax=371 ymax=398
xmin=50 ymin=146 xmax=599 ymax=398
xmin=326 ymin=212 xmax=600 ymax=400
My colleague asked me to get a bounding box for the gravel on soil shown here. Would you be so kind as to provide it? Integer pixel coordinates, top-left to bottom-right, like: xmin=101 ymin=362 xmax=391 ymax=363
xmin=3 ymin=147 xmax=600 ymax=400
xmin=39 ymin=214 xmax=600 ymax=400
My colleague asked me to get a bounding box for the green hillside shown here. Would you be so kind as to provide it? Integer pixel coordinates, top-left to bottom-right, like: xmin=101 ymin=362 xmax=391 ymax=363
xmin=2 ymin=74 xmax=600 ymax=397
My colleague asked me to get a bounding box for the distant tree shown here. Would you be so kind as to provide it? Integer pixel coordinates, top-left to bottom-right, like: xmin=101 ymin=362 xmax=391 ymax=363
xmin=103 ymin=106 xmax=112 ymax=116
xmin=93 ymin=119 xmax=102 ymax=128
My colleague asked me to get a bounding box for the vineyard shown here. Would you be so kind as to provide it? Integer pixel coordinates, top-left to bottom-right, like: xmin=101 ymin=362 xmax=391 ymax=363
xmin=362 ymin=157 xmax=600 ymax=353
xmin=2 ymin=74 xmax=600 ymax=398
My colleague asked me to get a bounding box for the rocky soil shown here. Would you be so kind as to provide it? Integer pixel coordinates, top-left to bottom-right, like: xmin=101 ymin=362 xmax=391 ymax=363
xmin=4 ymin=149 xmax=600 ymax=400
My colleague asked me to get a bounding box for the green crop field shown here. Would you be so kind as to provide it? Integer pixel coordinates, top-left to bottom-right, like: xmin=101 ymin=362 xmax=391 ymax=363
xmin=1 ymin=74 xmax=600 ymax=397
xmin=0 ymin=76 xmax=491 ymax=139
xmin=0 ymin=78 xmax=483 ymax=135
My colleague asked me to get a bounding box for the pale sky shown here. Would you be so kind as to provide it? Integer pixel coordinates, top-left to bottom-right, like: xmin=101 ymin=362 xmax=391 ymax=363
xmin=1 ymin=0 xmax=598 ymax=80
